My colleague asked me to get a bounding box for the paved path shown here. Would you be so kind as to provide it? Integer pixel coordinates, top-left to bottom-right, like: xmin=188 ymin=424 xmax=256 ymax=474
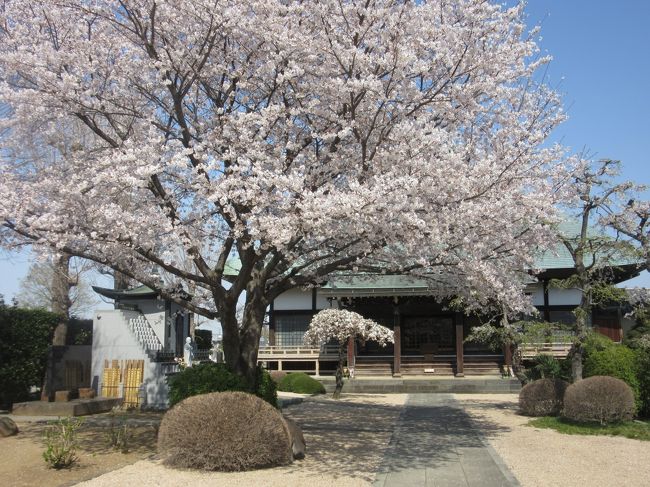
xmin=374 ymin=394 xmax=519 ymax=487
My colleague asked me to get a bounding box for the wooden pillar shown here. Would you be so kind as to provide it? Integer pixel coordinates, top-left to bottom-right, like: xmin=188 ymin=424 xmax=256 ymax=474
xmin=268 ymin=301 xmax=276 ymax=346
xmin=504 ymin=344 xmax=513 ymax=368
xmin=455 ymin=318 xmax=464 ymax=377
xmin=393 ymin=304 xmax=401 ymax=377
xmin=543 ymin=279 xmax=551 ymax=322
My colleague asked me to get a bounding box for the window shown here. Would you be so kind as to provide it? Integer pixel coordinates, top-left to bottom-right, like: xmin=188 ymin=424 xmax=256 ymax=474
xmin=275 ymin=313 xmax=313 ymax=346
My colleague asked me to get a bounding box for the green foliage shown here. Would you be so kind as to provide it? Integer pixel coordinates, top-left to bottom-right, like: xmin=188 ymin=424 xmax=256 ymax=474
xmin=582 ymin=331 xmax=616 ymax=358
xmin=465 ymin=320 xmax=571 ymax=352
xmin=624 ymin=305 xmax=650 ymax=349
xmin=277 ymin=373 xmax=326 ymax=395
xmin=635 ymin=346 xmax=650 ymax=418
xmin=105 ymin=407 xmax=132 ymax=453
xmin=583 ymin=344 xmax=640 ymax=405
xmin=254 ymin=366 xmax=278 ymax=407
xmin=194 ymin=329 xmax=212 ymax=350
xmin=43 ymin=417 xmax=83 ymax=469
xmin=524 ymin=354 xmax=571 ymax=382
xmin=167 ymin=362 xmax=277 ymax=408
xmin=528 ymin=416 xmax=650 ymax=441
xmin=0 ymin=303 xmax=57 ymax=408
xmin=590 ymin=284 xmax=629 ymax=307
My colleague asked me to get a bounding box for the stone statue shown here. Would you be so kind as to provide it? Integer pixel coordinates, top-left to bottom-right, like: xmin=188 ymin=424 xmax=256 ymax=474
xmin=183 ymin=336 xmax=195 ymax=367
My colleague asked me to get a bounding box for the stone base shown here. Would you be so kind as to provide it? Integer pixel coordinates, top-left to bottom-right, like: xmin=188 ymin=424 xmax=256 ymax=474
xmin=318 ymin=377 xmax=521 ymax=394
xmin=11 ymin=397 xmax=122 ymax=417
xmin=78 ymin=388 xmax=96 ymax=399
xmin=54 ymin=390 xmax=71 ymax=402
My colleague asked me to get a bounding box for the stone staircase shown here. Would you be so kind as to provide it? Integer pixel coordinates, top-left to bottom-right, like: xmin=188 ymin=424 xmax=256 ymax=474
xmin=354 ymin=354 xmax=504 ymax=377
xmin=463 ymin=355 xmax=503 ymax=375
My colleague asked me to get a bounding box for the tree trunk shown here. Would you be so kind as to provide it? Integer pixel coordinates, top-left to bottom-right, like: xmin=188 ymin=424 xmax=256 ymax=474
xmin=334 ymin=344 xmax=345 ymax=399
xmin=42 ymin=253 xmax=72 ymax=401
xmin=51 ymin=253 xmax=72 ymax=346
xmin=113 ymin=271 xmax=132 ymax=291
xmin=218 ymin=280 xmax=267 ymax=389
xmin=571 ymin=284 xmax=590 ymax=382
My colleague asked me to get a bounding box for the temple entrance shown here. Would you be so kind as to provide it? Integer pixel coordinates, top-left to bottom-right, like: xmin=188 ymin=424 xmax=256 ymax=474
xmin=402 ymin=315 xmax=455 ymax=355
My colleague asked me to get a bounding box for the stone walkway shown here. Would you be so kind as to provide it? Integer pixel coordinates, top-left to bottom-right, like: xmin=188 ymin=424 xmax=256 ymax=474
xmin=374 ymin=394 xmax=519 ymax=487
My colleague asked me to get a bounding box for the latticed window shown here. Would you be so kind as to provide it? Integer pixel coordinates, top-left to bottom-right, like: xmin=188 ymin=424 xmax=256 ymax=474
xmin=275 ymin=313 xmax=314 ymax=346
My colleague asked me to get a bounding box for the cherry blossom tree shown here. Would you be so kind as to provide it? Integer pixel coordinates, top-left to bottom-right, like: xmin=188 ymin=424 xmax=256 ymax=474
xmin=304 ymin=308 xmax=393 ymax=397
xmin=605 ymin=199 xmax=650 ymax=270
xmin=0 ymin=0 xmax=568 ymax=383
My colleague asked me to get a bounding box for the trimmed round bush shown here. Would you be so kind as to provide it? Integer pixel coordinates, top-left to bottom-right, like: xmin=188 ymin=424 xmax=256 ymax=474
xmin=519 ymin=378 xmax=569 ymax=416
xmin=158 ymin=391 xmax=292 ymax=471
xmin=168 ymin=362 xmax=277 ymax=407
xmin=563 ymin=376 xmax=635 ymax=425
xmin=584 ymin=345 xmax=640 ymax=406
xmin=277 ymin=373 xmax=326 ymax=395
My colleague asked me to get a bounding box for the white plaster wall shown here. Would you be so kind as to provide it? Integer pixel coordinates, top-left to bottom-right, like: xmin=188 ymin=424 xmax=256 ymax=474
xmin=91 ymin=309 xmax=169 ymax=407
xmin=548 ymin=287 xmax=582 ymax=306
xmin=622 ymin=316 xmax=636 ymax=336
xmin=274 ymin=288 xmax=313 ymax=310
xmin=526 ymin=283 xmax=545 ymax=307
xmin=315 ymin=290 xmax=331 ymax=310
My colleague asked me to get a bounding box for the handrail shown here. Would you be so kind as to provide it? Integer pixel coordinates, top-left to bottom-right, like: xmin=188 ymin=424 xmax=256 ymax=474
xmin=520 ymin=342 xmax=572 ymax=358
xmin=258 ymin=344 xmax=339 ymax=357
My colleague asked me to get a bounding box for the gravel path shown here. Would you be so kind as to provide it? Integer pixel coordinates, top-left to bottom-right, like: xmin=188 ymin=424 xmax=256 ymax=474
xmin=75 ymin=392 xmax=650 ymax=487
xmin=455 ymin=393 xmax=650 ymax=487
xmin=76 ymin=394 xmax=407 ymax=487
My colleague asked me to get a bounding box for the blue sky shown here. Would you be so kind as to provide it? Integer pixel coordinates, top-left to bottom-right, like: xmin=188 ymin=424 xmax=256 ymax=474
xmin=1 ymin=0 xmax=649 ymax=305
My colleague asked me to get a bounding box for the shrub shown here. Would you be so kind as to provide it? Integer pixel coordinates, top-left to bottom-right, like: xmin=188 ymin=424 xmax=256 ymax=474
xmin=43 ymin=417 xmax=83 ymax=469
xmin=584 ymin=344 xmax=640 ymax=407
xmin=158 ymin=391 xmax=292 ymax=471
xmin=636 ymin=346 xmax=650 ymax=418
xmin=0 ymin=305 xmax=57 ymax=408
xmin=582 ymin=332 xmax=615 ymax=359
xmin=277 ymin=373 xmax=325 ymax=395
xmin=519 ymin=378 xmax=569 ymax=416
xmin=524 ymin=354 xmax=571 ymax=382
xmin=255 ymin=366 xmax=278 ymax=407
xmin=167 ymin=362 xmax=277 ymax=408
xmin=270 ymin=371 xmax=288 ymax=383
xmin=563 ymin=376 xmax=635 ymax=425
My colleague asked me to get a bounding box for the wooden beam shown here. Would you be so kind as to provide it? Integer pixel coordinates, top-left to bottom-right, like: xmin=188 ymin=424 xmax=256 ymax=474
xmin=543 ymin=279 xmax=551 ymax=322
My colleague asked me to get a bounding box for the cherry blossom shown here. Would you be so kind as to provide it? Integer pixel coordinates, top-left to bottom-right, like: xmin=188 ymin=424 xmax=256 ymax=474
xmin=0 ymin=0 xmax=569 ymax=379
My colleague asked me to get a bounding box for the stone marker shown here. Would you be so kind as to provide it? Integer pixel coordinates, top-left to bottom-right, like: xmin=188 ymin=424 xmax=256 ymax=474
xmin=283 ymin=416 xmax=306 ymax=460
xmin=79 ymin=388 xmax=95 ymax=399
xmin=54 ymin=390 xmax=71 ymax=402
xmin=0 ymin=417 xmax=19 ymax=437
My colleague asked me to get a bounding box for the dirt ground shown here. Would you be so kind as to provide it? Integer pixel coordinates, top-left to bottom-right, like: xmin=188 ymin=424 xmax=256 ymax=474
xmin=1 ymin=417 xmax=158 ymax=487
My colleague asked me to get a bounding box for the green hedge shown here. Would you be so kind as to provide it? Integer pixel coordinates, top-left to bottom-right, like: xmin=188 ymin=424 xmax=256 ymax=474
xmin=0 ymin=304 xmax=57 ymax=408
xmin=636 ymin=347 xmax=650 ymax=417
xmin=584 ymin=344 xmax=640 ymax=408
xmin=167 ymin=362 xmax=277 ymax=408
xmin=277 ymin=373 xmax=325 ymax=395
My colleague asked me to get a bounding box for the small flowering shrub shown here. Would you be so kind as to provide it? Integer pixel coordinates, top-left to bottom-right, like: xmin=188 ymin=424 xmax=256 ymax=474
xmin=158 ymin=391 xmax=292 ymax=471
xmin=304 ymin=309 xmax=393 ymax=398
xmin=519 ymin=378 xmax=569 ymax=416
xmin=563 ymin=376 xmax=635 ymax=425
